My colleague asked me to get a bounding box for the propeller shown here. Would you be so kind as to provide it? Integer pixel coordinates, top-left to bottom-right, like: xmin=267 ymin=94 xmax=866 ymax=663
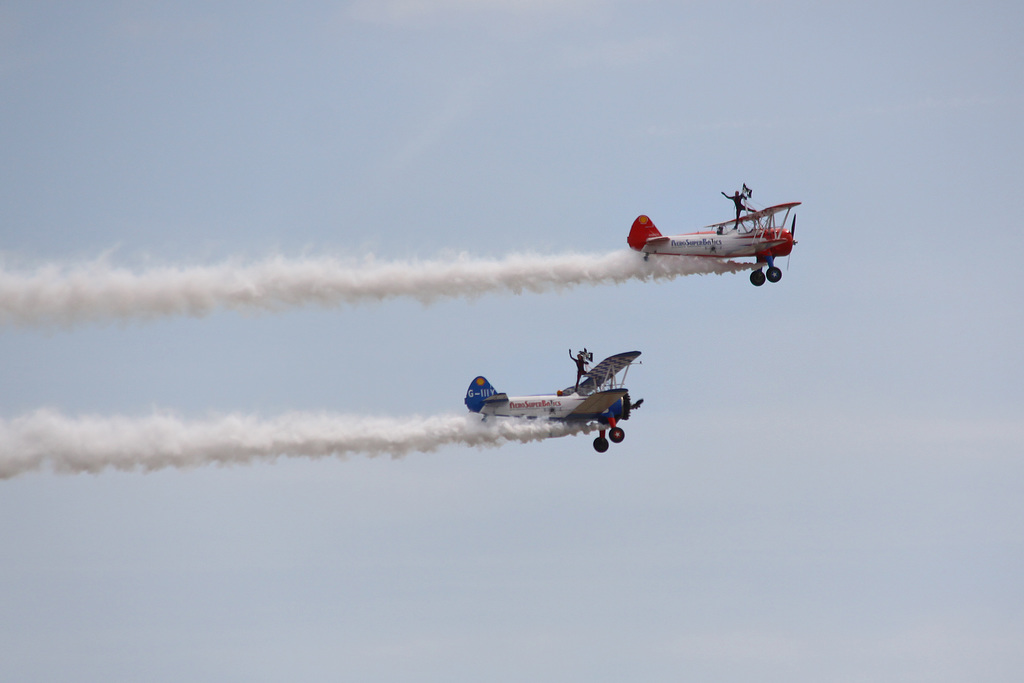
xmin=786 ymin=214 xmax=797 ymax=270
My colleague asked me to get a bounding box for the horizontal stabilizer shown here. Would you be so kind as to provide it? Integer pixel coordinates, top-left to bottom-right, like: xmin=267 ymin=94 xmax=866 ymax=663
xmin=642 ymin=236 xmax=671 ymax=248
xmin=483 ymin=393 xmax=509 ymax=405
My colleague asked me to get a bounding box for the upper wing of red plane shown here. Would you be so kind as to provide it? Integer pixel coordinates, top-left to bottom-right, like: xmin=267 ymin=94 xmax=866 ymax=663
xmin=705 ymin=202 xmax=801 ymax=231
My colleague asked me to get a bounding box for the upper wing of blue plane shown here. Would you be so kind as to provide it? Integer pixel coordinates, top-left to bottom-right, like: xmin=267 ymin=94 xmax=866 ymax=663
xmin=569 ymin=351 xmax=641 ymax=395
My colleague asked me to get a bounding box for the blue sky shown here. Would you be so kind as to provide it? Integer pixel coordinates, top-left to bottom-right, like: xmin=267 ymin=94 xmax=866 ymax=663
xmin=1 ymin=1 xmax=1022 ymax=680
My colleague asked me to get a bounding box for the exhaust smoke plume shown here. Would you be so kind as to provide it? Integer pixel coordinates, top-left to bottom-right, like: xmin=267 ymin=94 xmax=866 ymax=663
xmin=0 ymin=410 xmax=593 ymax=479
xmin=0 ymin=250 xmax=752 ymax=326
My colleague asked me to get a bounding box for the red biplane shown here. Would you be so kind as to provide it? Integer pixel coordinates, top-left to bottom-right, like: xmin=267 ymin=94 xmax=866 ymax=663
xmin=628 ymin=202 xmax=800 ymax=286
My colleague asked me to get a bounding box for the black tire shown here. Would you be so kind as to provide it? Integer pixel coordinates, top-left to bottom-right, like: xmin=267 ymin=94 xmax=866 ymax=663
xmin=766 ymin=266 xmax=782 ymax=283
xmin=750 ymin=269 xmax=766 ymax=286
xmin=609 ymin=427 xmax=625 ymax=443
xmin=593 ymin=437 xmax=609 ymax=453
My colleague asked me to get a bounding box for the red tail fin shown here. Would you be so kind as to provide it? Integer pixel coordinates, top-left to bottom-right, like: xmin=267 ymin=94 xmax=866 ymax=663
xmin=627 ymin=215 xmax=661 ymax=251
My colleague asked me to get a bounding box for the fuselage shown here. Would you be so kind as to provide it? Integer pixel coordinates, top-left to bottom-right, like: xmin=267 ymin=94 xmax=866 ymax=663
xmin=644 ymin=228 xmax=794 ymax=259
xmin=479 ymin=393 xmax=587 ymax=420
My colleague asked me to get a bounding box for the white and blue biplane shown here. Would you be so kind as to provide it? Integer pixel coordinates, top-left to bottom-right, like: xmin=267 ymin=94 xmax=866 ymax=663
xmin=465 ymin=351 xmax=643 ymax=452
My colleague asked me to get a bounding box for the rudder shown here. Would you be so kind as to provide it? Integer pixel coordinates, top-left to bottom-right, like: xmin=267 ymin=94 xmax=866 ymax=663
xmin=627 ymin=215 xmax=661 ymax=251
xmin=465 ymin=376 xmax=497 ymax=413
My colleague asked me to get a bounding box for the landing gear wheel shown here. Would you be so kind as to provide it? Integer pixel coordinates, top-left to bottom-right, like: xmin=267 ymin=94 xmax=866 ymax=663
xmin=593 ymin=436 xmax=609 ymax=453
xmin=750 ymin=269 xmax=766 ymax=286
xmin=766 ymin=266 xmax=782 ymax=283
xmin=609 ymin=427 xmax=625 ymax=443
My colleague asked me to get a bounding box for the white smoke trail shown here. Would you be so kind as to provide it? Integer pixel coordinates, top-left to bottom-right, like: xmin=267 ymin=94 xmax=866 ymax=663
xmin=0 ymin=250 xmax=752 ymax=326
xmin=0 ymin=409 xmax=594 ymax=479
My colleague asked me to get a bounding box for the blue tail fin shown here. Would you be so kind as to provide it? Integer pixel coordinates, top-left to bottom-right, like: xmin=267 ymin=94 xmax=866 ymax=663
xmin=465 ymin=376 xmax=497 ymax=412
